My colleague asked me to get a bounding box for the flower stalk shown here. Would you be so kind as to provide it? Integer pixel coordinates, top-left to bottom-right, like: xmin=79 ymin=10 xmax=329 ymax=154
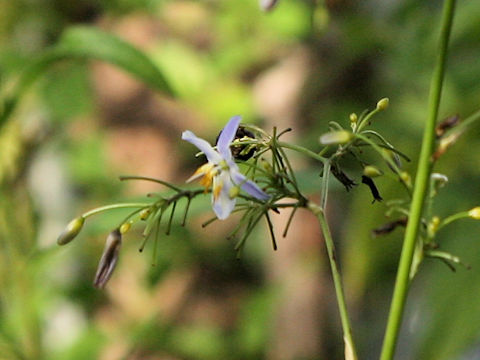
xmin=379 ymin=1 xmax=457 ymax=359
xmin=309 ymin=201 xmax=358 ymax=360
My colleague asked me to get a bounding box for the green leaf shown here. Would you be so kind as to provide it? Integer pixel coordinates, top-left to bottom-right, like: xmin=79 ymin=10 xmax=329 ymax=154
xmin=1 ymin=26 xmax=173 ymax=128
xmin=56 ymin=26 xmax=173 ymax=94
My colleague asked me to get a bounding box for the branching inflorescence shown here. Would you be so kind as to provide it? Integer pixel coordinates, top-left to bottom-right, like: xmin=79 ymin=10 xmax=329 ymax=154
xmin=57 ymin=98 xmax=480 ymax=359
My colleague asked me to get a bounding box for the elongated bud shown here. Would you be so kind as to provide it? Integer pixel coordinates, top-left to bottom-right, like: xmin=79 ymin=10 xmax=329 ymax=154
xmin=428 ymin=216 xmax=441 ymax=238
xmin=376 ymin=97 xmax=389 ymax=111
xmin=468 ymin=207 xmax=480 ymax=220
xmin=259 ymin=0 xmax=279 ymax=11
xmin=57 ymin=217 xmax=85 ymax=245
xmin=382 ymin=149 xmax=402 ymax=172
xmin=319 ymin=130 xmax=352 ymax=145
xmin=93 ymin=229 xmax=122 ymax=289
xmin=363 ymin=165 xmax=383 ymax=178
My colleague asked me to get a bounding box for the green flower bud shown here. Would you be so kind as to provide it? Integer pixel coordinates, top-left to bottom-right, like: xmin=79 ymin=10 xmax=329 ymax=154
xmin=363 ymin=165 xmax=383 ymax=178
xmin=119 ymin=222 xmax=131 ymax=234
xmin=468 ymin=207 xmax=480 ymax=220
xmin=349 ymin=113 xmax=358 ymax=123
xmin=376 ymin=97 xmax=389 ymax=111
xmin=428 ymin=216 xmax=441 ymax=238
xmin=57 ymin=217 xmax=85 ymax=245
xmin=319 ymin=130 xmax=353 ymax=145
xmin=382 ymin=149 xmax=402 ymax=171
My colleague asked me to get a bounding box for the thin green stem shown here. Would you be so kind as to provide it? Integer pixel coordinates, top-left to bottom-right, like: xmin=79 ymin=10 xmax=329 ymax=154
xmin=438 ymin=211 xmax=469 ymax=230
xmin=444 ymin=108 xmax=480 ymax=137
xmin=354 ymin=133 xmax=412 ymax=196
xmin=82 ymin=203 xmax=150 ymax=218
xmin=355 ymin=107 xmax=381 ymax=133
xmin=380 ymin=1 xmax=456 ymax=359
xmin=320 ymin=161 xmax=331 ymax=209
xmin=119 ymin=175 xmax=183 ymax=192
xmin=309 ymin=202 xmax=358 ymax=360
xmin=354 ymin=134 xmax=403 ymax=176
xmin=277 ymin=141 xmax=327 ymax=163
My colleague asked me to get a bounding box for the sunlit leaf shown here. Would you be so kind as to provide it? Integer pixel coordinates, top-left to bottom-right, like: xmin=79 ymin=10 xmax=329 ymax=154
xmin=1 ymin=26 xmax=173 ymax=128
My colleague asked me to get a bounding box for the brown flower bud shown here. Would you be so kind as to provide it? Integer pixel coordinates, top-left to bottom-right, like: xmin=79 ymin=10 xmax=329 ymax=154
xmin=93 ymin=229 xmax=122 ymax=289
xmin=372 ymin=217 xmax=407 ymax=237
xmin=435 ymin=114 xmax=460 ymax=138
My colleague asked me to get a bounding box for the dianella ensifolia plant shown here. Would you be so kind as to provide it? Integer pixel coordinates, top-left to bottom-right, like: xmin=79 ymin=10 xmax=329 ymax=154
xmin=58 ymin=98 xmax=404 ymax=359
xmin=55 ymin=0 xmax=480 ymax=359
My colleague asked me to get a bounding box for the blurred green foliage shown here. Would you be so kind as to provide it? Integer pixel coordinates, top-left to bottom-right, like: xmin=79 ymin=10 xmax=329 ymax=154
xmin=1 ymin=1 xmax=480 ymax=360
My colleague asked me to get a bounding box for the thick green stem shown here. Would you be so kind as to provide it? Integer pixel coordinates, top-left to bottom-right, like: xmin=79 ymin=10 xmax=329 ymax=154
xmin=379 ymin=1 xmax=456 ymax=359
xmin=310 ymin=202 xmax=358 ymax=360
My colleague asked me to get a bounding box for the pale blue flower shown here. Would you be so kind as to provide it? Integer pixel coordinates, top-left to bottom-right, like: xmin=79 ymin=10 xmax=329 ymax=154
xmin=182 ymin=116 xmax=269 ymax=220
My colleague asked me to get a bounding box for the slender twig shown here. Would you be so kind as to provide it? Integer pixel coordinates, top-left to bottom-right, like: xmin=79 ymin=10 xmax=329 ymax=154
xmin=277 ymin=141 xmax=327 ymax=163
xmin=282 ymin=205 xmax=298 ymax=237
xmin=380 ymin=1 xmax=457 ymax=359
xmin=444 ymin=108 xmax=480 ymax=138
xmin=119 ymin=175 xmax=183 ymax=192
xmin=264 ymin=212 xmax=277 ymax=251
xmin=309 ymin=202 xmax=358 ymax=360
xmin=82 ymin=203 xmax=149 ymax=218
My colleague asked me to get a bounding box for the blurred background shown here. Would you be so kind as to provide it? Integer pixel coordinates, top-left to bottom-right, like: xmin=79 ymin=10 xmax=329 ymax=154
xmin=1 ymin=0 xmax=480 ymax=359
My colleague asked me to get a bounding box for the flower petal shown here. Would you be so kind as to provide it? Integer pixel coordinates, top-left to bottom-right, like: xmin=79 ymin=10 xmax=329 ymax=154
xmin=242 ymin=180 xmax=270 ymax=201
xmin=212 ymin=172 xmax=236 ymax=219
xmin=182 ymin=130 xmax=222 ymax=163
xmin=217 ymin=116 xmax=241 ymax=160
xmin=231 ymin=169 xmax=270 ymax=201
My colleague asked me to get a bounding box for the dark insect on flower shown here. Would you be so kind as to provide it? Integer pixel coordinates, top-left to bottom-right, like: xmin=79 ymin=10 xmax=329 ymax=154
xmin=93 ymin=229 xmax=122 ymax=289
xmin=216 ymin=125 xmax=257 ymax=161
xmin=331 ymin=163 xmax=356 ymax=191
xmin=372 ymin=217 xmax=407 ymax=237
xmin=435 ymin=114 xmax=460 ymax=138
xmin=362 ymin=175 xmax=383 ymax=203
